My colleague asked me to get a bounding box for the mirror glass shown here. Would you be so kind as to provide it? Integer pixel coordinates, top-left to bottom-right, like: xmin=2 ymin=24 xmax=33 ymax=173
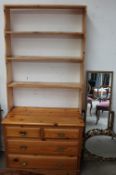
xmin=85 ymin=71 xmax=114 ymax=159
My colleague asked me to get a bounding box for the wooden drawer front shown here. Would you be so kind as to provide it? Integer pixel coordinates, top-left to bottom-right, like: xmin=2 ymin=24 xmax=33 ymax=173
xmin=5 ymin=126 xmax=40 ymax=138
xmin=7 ymin=139 xmax=79 ymax=156
xmin=8 ymin=155 xmax=78 ymax=170
xmin=44 ymin=128 xmax=80 ymax=139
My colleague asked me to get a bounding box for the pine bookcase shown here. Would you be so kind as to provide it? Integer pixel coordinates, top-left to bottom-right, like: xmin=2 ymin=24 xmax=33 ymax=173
xmin=2 ymin=4 xmax=86 ymax=175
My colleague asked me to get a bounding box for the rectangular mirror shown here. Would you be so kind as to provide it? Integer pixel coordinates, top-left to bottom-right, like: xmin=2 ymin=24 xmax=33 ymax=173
xmin=86 ymin=71 xmax=113 ymax=130
xmin=85 ymin=71 xmax=114 ymax=160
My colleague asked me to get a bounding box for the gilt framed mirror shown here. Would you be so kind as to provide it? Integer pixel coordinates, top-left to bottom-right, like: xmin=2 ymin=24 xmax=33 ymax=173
xmin=84 ymin=71 xmax=116 ymax=160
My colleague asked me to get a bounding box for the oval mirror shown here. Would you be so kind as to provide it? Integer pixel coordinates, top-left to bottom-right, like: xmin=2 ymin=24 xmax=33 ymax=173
xmin=86 ymin=135 xmax=116 ymax=159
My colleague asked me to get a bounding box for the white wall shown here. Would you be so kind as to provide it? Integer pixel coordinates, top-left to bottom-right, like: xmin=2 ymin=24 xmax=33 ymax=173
xmin=0 ymin=0 xmax=116 ymax=130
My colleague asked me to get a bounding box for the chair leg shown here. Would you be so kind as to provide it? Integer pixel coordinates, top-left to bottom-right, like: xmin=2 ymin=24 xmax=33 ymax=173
xmin=96 ymin=109 xmax=100 ymax=125
xmin=108 ymin=111 xmax=114 ymax=131
xmin=90 ymin=101 xmax=92 ymax=116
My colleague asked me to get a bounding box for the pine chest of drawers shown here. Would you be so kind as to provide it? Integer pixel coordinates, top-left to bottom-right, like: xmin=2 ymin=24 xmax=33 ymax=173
xmin=2 ymin=107 xmax=84 ymax=175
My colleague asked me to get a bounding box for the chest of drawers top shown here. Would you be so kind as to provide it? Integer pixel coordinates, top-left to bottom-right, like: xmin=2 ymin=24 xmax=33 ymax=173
xmin=2 ymin=107 xmax=84 ymax=127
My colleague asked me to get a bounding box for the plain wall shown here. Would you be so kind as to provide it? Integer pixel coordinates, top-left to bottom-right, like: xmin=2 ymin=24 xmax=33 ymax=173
xmin=0 ymin=0 xmax=116 ymax=130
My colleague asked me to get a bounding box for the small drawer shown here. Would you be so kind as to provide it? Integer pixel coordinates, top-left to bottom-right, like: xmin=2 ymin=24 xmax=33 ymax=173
xmin=5 ymin=126 xmax=40 ymax=138
xmin=44 ymin=128 xmax=80 ymax=139
xmin=7 ymin=139 xmax=80 ymax=156
xmin=8 ymin=154 xmax=78 ymax=170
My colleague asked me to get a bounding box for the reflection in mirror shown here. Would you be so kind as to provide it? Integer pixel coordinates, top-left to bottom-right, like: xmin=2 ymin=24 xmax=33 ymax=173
xmin=86 ymin=71 xmax=113 ymax=131
xmin=85 ymin=71 xmax=115 ymax=160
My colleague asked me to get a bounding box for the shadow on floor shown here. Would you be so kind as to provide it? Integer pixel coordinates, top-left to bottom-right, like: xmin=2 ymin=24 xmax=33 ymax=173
xmin=81 ymin=159 xmax=116 ymax=175
xmin=0 ymin=151 xmax=5 ymax=169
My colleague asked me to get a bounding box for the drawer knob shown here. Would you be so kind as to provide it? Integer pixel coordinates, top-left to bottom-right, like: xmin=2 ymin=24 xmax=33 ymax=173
xmin=13 ymin=158 xmax=19 ymax=162
xmin=55 ymin=163 xmax=64 ymax=169
xmin=56 ymin=146 xmax=65 ymax=152
xmin=57 ymin=132 xmax=66 ymax=138
xmin=20 ymin=145 xmax=28 ymax=150
xmin=20 ymin=161 xmax=28 ymax=167
xmin=19 ymin=131 xmax=27 ymax=137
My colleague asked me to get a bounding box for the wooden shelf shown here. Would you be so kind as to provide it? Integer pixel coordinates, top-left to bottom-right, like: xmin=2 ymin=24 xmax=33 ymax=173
xmin=6 ymin=56 xmax=83 ymax=63
xmin=4 ymin=4 xmax=86 ymax=111
xmin=8 ymin=81 xmax=82 ymax=89
xmin=4 ymin=4 xmax=86 ymax=14
xmin=2 ymin=107 xmax=84 ymax=127
xmin=5 ymin=31 xmax=84 ymax=39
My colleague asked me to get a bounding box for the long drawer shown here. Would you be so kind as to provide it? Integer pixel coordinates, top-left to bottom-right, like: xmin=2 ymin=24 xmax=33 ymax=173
xmin=7 ymin=139 xmax=80 ymax=156
xmin=8 ymin=154 xmax=78 ymax=170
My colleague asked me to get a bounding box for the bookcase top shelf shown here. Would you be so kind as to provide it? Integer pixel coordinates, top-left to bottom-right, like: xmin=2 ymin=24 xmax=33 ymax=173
xmin=4 ymin=4 xmax=86 ymax=11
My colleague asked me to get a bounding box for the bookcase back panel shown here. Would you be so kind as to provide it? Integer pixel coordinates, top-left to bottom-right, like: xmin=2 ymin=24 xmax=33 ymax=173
xmin=10 ymin=10 xmax=82 ymax=32
xmin=12 ymin=62 xmax=80 ymax=83
xmin=11 ymin=37 xmax=82 ymax=57
xmin=13 ymin=88 xmax=80 ymax=108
